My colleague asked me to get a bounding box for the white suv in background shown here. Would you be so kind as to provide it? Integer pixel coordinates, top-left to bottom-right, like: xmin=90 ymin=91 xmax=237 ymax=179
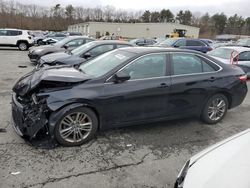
xmin=0 ymin=29 xmax=34 ymax=51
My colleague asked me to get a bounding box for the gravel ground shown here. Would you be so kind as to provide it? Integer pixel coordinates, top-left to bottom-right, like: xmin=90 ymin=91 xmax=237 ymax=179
xmin=0 ymin=48 xmax=250 ymax=188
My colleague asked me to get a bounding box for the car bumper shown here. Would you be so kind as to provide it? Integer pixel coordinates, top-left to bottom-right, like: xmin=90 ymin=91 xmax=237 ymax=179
xmin=28 ymin=53 xmax=40 ymax=63
xmin=12 ymin=93 xmax=47 ymax=138
xmin=230 ymin=82 xmax=248 ymax=109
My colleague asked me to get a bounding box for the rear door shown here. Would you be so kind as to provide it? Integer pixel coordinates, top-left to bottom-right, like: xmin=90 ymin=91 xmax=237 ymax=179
xmin=101 ymin=53 xmax=171 ymax=127
xmin=169 ymin=52 xmax=221 ymax=117
xmin=7 ymin=30 xmax=22 ymax=45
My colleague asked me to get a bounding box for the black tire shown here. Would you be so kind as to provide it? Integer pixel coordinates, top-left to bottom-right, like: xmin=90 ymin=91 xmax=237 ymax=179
xmin=54 ymin=107 xmax=98 ymax=147
xmin=37 ymin=40 xmax=44 ymax=46
xmin=18 ymin=42 xmax=28 ymax=51
xmin=201 ymin=94 xmax=228 ymax=124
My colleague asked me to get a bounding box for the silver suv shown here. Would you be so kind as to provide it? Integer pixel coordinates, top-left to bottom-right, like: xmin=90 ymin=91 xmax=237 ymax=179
xmin=0 ymin=29 xmax=34 ymax=51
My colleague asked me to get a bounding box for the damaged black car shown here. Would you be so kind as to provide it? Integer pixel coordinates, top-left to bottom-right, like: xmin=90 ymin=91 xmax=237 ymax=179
xmin=12 ymin=47 xmax=248 ymax=147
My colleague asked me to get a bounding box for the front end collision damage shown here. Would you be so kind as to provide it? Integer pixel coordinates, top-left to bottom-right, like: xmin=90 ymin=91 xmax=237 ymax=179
xmin=11 ymin=67 xmax=93 ymax=148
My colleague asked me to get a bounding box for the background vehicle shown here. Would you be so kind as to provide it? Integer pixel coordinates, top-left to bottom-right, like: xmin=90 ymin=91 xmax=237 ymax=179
xmin=129 ymin=38 xmax=157 ymax=46
xmin=37 ymin=40 xmax=133 ymax=67
xmin=175 ymin=129 xmax=250 ymax=188
xmin=38 ymin=32 xmax=68 ymax=45
xmin=12 ymin=48 xmax=247 ymax=147
xmin=235 ymin=38 xmax=250 ymax=47
xmin=28 ymin=36 xmax=95 ymax=63
xmin=155 ymin=38 xmax=213 ymax=53
xmin=0 ymin=28 xmax=34 ymax=50
xmin=166 ymin=29 xmax=187 ymax=38
xmin=208 ymin=46 xmax=250 ymax=77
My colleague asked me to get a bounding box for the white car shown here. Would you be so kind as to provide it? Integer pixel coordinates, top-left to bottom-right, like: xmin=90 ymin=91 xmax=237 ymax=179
xmin=208 ymin=46 xmax=250 ymax=77
xmin=0 ymin=28 xmax=34 ymax=50
xmin=175 ymin=129 xmax=250 ymax=188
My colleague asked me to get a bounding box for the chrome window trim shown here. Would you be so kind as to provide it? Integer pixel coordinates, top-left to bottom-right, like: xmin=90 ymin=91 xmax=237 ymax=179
xmin=105 ymin=51 xmax=223 ymax=83
xmin=106 ymin=52 xmax=169 ymax=82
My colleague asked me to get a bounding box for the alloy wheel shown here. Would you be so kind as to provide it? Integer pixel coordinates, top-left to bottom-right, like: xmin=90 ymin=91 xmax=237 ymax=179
xmin=59 ymin=112 xmax=92 ymax=143
xmin=207 ymin=97 xmax=226 ymax=121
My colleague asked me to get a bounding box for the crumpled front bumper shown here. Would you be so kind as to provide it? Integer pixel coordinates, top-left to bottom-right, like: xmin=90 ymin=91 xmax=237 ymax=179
xmin=11 ymin=93 xmax=58 ymax=148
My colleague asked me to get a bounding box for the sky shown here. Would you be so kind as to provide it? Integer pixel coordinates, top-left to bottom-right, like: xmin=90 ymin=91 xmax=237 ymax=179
xmin=18 ymin=0 xmax=250 ymax=17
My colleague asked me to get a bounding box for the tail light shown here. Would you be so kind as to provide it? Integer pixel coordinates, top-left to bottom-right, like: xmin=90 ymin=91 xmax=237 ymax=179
xmin=207 ymin=47 xmax=213 ymax=52
xmin=239 ymin=75 xmax=247 ymax=82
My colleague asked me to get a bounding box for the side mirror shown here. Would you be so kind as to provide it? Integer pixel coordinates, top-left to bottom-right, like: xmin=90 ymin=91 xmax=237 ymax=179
xmin=173 ymin=45 xmax=179 ymax=48
xmin=83 ymin=52 xmax=92 ymax=59
xmin=114 ymin=72 xmax=130 ymax=83
xmin=63 ymin=45 xmax=68 ymax=49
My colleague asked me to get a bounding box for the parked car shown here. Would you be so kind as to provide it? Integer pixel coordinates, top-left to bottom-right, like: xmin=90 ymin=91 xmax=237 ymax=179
xmin=37 ymin=32 xmax=68 ymax=45
xmin=64 ymin=32 xmax=82 ymax=36
xmin=0 ymin=28 xmax=34 ymax=50
xmin=155 ymin=38 xmax=213 ymax=53
xmin=130 ymin=38 xmax=157 ymax=46
xmin=28 ymin=36 xmax=95 ymax=63
xmin=175 ymin=129 xmax=250 ymax=188
xmin=208 ymin=46 xmax=250 ymax=77
xmin=235 ymin=38 xmax=250 ymax=47
xmin=12 ymin=47 xmax=247 ymax=147
xmin=37 ymin=40 xmax=133 ymax=68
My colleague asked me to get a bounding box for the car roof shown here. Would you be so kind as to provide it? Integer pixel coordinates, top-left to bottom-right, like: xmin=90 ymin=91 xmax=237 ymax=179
xmin=67 ymin=36 xmax=93 ymax=39
xmin=216 ymin=46 xmax=250 ymax=53
xmin=91 ymin=40 xmax=133 ymax=45
xmin=120 ymin=46 xmax=202 ymax=54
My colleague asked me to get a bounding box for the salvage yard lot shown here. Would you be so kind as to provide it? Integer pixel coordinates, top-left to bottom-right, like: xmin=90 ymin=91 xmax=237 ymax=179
xmin=0 ymin=48 xmax=250 ymax=188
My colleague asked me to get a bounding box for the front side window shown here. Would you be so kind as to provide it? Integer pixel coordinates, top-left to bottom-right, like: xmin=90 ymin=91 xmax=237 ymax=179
xmin=175 ymin=40 xmax=186 ymax=47
xmin=238 ymin=51 xmax=250 ymax=61
xmin=119 ymin=54 xmax=167 ymax=80
xmin=88 ymin=44 xmax=114 ymax=57
xmin=172 ymin=53 xmax=215 ymax=75
xmin=187 ymin=40 xmax=205 ymax=46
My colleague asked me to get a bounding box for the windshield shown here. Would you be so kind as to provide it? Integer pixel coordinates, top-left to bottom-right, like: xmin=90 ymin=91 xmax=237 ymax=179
xmin=79 ymin=49 xmax=134 ymax=77
xmin=71 ymin=42 xmax=96 ymax=56
xmin=158 ymin=38 xmax=177 ymax=46
xmin=208 ymin=48 xmax=237 ymax=59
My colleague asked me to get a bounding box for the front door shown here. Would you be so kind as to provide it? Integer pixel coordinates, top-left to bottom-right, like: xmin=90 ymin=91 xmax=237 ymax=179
xmin=100 ymin=53 xmax=171 ymax=128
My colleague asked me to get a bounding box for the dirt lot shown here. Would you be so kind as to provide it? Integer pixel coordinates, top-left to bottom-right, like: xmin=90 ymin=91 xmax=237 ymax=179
xmin=0 ymin=48 xmax=250 ymax=188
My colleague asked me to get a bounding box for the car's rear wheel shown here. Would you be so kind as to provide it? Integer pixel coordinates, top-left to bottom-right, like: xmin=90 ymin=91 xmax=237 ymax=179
xmin=18 ymin=42 xmax=28 ymax=51
xmin=201 ymin=94 xmax=228 ymax=124
xmin=54 ymin=107 xmax=98 ymax=147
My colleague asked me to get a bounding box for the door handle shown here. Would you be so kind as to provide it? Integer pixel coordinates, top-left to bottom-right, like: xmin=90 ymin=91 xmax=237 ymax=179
xmin=157 ymin=83 xmax=169 ymax=88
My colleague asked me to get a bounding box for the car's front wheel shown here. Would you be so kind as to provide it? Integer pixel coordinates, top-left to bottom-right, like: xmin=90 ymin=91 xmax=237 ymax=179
xmin=54 ymin=107 xmax=98 ymax=147
xmin=18 ymin=42 xmax=28 ymax=51
xmin=201 ymin=94 xmax=228 ymax=124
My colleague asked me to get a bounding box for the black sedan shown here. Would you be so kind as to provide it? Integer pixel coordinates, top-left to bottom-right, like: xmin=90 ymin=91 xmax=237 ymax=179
xmin=28 ymin=36 xmax=95 ymax=63
xmin=37 ymin=40 xmax=134 ymax=68
xmin=12 ymin=47 xmax=248 ymax=147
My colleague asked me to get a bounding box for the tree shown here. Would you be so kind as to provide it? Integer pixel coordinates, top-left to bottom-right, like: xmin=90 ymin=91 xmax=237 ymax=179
xmin=245 ymin=17 xmax=250 ymax=35
xmin=176 ymin=10 xmax=192 ymax=25
xmin=227 ymin=14 xmax=245 ymax=34
xmin=65 ymin=4 xmax=75 ymax=20
xmin=151 ymin=11 xmax=160 ymax=22
xmin=141 ymin=10 xmax=151 ymax=22
xmin=160 ymin=9 xmax=174 ymax=22
xmin=211 ymin=13 xmax=227 ymax=34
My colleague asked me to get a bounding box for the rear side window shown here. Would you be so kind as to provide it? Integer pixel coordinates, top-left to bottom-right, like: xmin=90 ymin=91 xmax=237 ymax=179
xmin=171 ymin=53 xmax=216 ymax=75
xmin=187 ymin=40 xmax=206 ymax=46
xmin=7 ymin=30 xmax=22 ymax=36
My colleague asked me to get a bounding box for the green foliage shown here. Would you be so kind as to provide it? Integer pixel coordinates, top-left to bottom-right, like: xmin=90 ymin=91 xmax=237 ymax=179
xmin=211 ymin=13 xmax=227 ymax=34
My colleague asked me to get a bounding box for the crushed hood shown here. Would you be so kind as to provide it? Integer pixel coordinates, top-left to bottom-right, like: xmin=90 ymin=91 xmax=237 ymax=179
xmin=13 ymin=66 xmax=93 ymax=96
